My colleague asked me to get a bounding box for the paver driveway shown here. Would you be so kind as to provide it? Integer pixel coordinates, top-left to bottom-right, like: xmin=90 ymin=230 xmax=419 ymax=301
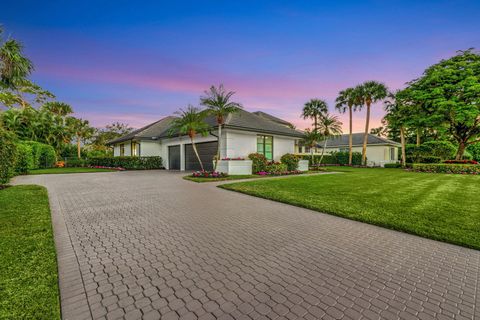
xmin=14 ymin=171 xmax=480 ymax=320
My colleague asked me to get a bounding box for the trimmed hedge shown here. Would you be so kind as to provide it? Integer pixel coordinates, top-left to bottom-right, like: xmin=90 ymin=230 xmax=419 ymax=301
xmin=15 ymin=143 xmax=34 ymax=174
xmin=384 ymin=163 xmax=402 ymax=168
xmin=65 ymin=158 xmax=88 ymax=167
xmin=412 ymin=163 xmax=480 ymax=174
xmin=22 ymin=141 xmax=56 ymax=169
xmin=0 ymin=129 xmax=17 ymax=184
xmin=299 ymin=151 xmax=362 ymax=166
xmin=88 ymin=156 xmax=163 ymax=170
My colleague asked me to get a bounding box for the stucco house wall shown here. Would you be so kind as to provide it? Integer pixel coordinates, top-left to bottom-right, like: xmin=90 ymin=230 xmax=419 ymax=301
xmin=312 ymin=145 xmax=398 ymax=166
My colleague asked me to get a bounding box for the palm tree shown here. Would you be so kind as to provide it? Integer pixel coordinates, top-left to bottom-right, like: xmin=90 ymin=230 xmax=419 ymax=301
xmin=0 ymin=27 xmax=34 ymax=89
xmin=200 ymin=84 xmax=242 ymax=171
xmin=42 ymin=101 xmax=73 ymax=116
xmin=169 ymin=105 xmax=210 ymax=171
xmin=317 ymin=113 xmax=343 ymax=164
xmin=302 ymin=128 xmax=321 ymax=166
xmin=335 ymin=87 xmax=361 ymax=165
xmin=70 ymin=118 xmax=94 ymax=159
xmin=301 ymin=99 xmax=328 ymax=133
xmin=355 ymin=81 xmax=388 ymax=165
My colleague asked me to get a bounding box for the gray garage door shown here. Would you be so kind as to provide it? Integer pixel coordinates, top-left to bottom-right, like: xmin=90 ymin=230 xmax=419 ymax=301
xmin=168 ymin=145 xmax=181 ymax=170
xmin=184 ymin=141 xmax=218 ymax=171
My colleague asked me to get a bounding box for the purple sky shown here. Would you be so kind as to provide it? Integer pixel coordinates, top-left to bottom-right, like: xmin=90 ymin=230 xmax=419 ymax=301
xmin=3 ymin=1 xmax=479 ymax=132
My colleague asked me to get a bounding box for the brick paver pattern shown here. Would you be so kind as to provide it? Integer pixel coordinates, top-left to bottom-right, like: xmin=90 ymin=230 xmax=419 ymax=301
xmin=15 ymin=171 xmax=480 ymax=320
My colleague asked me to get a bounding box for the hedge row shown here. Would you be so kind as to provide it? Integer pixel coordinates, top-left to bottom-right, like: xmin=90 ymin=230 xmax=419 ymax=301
xmin=412 ymin=164 xmax=480 ymax=174
xmin=0 ymin=129 xmax=17 ymax=184
xmin=88 ymin=156 xmax=163 ymax=170
xmin=299 ymin=151 xmax=363 ymax=166
xmin=15 ymin=141 xmax=56 ymax=174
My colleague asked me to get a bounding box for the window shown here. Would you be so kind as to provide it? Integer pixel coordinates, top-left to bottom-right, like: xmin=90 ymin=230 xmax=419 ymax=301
xmin=131 ymin=141 xmax=138 ymax=156
xmin=120 ymin=144 xmax=125 ymax=156
xmin=257 ymin=135 xmax=273 ymax=160
xmin=390 ymin=147 xmax=396 ymax=160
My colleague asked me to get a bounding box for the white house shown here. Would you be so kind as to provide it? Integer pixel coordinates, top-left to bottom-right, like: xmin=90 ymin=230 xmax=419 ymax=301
xmin=297 ymin=133 xmax=401 ymax=167
xmin=108 ymin=109 xmax=304 ymax=171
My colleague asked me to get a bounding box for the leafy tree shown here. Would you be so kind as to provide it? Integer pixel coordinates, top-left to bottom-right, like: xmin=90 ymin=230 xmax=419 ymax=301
xmin=0 ymin=79 xmax=54 ymax=109
xmin=335 ymin=87 xmax=361 ymax=165
xmin=356 ymin=81 xmax=388 ymax=165
xmin=317 ymin=113 xmax=343 ymax=164
xmin=169 ymin=106 xmax=210 ymax=171
xmin=200 ymin=84 xmax=242 ymax=171
xmin=0 ymin=27 xmax=33 ymax=89
xmin=406 ymin=49 xmax=480 ymax=159
xmin=42 ymin=101 xmax=73 ymax=116
xmin=90 ymin=122 xmax=133 ymax=152
xmin=70 ymin=118 xmax=95 ymax=159
xmin=301 ymin=128 xmax=321 ymax=165
xmin=302 ymin=99 xmax=328 ymax=133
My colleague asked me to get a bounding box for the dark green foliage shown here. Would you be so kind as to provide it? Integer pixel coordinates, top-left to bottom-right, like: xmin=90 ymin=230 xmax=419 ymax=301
xmin=280 ymin=153 xmax=300 ymax=171
xmin=412 ymin=163 xmax=480 ymax=174
xmin=248 ymin=153 xmax=267 ymax=173
xmin=406 ymin=141 xmax=457 ymax=163
xmin=59 ymin=144 xmax=87 ymax=158
xmin=462 ymin=151 xmax=473 ymax=160
xmin=467 ymin=143 xmax=480 ymax=161
xmin=88 ymin=156 xmax=163 ymax=170
xmin=265 ymin=162 xmax=288 ymax=173
xmin=65 ymin=158 xmax=87 ymax=167
xmin=299 ymin=151 xmax=362 ymax=165
xmin=0 ymin=128 xmax=17 ymax=184
xmin=384 ymin=163 xmax=402 ymax=168
xmin=22 ymin=141 xmax=56 ymax=168
xmin=14 ymin=143 xmax=33 ymax=174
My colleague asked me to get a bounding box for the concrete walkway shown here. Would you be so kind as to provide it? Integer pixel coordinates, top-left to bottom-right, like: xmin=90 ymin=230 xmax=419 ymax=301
xmin=14 ymin=171 xmax=480 ymax=320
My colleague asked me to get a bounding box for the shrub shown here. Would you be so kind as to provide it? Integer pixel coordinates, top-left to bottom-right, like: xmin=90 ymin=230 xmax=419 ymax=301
xmin=384 ymin=163 xmax=402 ymax=168
xmin=65 ymin=158 xmax=88 ymax=167
xmin=467 ymin=143 xmax=480 ymax=161
xmin=0 ymin=129 xmax=17 ymax=184
xmin=15 ymin=143 xmax=34 ymax=174
xmin=462 ymin=151 xmax=473 ymax=160
xmin=265 ymin=162 xmax=288 ymax=174
xmin=421 ymin=141 xmax=456 ymax=160
xmin=88 ymin=156 xmax=163 ymax=170
xmin=280 ymin=153 xmax=300 ymax=171
xmin=412 ymin=163 xmax=480 ymax=174
xmin=192 ymin=171 xmax=227 ymax=178
xmin=299 ymin=151 xmax=362 ymax=166
xmin=444 ymin=159 xmax=478 ymax=164
xmin=419 ymin=156 xmax=442 ymax=164
xmin=248 ymin=153 xmax=267 ymax=173
xmin=22 ymin=141 xmax=56 ymax=168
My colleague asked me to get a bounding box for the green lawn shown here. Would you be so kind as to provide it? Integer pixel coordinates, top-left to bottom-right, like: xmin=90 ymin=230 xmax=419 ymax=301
xmin=0 ymin=185 xmax=60 ymax=319
xmin=29 ymin=167 xmax=117 ymax=175
xmin=220 ymin=167 xmax=480 ymax=250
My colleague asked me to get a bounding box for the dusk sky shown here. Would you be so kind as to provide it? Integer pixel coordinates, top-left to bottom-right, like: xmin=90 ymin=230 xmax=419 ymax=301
xmin=3 ymin=1 xmax=480 ymax=131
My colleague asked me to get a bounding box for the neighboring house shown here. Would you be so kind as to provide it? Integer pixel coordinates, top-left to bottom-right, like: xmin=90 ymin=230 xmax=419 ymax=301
xmin=297 ymin=133 xmax=401 ymax=166
xmin=107 ymin=109 xmax=304 ymax=171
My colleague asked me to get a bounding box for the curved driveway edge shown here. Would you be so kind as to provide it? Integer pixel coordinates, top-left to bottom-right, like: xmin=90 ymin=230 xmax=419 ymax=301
xmin=13 ymin=171 xmax=480 ymax=320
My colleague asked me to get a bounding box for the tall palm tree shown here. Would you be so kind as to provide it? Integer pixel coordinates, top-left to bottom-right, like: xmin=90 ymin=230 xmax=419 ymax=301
xmin=301 ymin=99 xmax=328 ymax=133
xmin=317 ymin=113 xmax=343 ymax=164
xmin=70 ymin=118 xmax=94 ymax=159
xmin=355 ymin=81 xmax=388 ymax=165
xmin=335 ymin=87 xmax=361 ymax=165
xmin=169 ymin=105 xmax=210 ymax=171
xmin=302 ymin=128 xmax=321 ymax=166
xmin=0 ymin=27 xmax=33 ymax=89
xmin=200 ymin=84 xmax=242 ymax=171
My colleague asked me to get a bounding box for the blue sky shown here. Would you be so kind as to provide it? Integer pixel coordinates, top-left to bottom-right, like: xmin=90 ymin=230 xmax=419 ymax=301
xmin=2 ymin=1 xmax=480 ymax=130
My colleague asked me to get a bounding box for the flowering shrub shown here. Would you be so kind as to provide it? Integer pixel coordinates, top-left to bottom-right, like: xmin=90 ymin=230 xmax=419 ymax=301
xmin=280 ymin=153 xmax=300 ymax=171
xmin=90 ymin=165 xmax=125 ymax=171
xmin=444 ymin=160 xmax=478 ymax=164
xmin=55 ymin=161 xmax=65 ymax=168
xmin=412 ymin=164 xmax=480 ymax=174
xmin=192 ymin=171 xmax=228 ymax=178
xmin=248 ymin=153 xmax=268 ymax=173
xmin=256 ymin=170 xmax=303 ymax=176
xmin=265 ymin=161 xmax=288 ymax=174
xmin=221 ymin=157 xmax=245 ymax=160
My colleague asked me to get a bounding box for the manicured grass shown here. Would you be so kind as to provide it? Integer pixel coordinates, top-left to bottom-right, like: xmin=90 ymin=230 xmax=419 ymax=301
xmin=220 ymin=167 xmax=480 ymax=250
xmin=0 ymin=185 xmax=60 ymax=319
xmin=28 ymin=167 xmax=117 ymax=175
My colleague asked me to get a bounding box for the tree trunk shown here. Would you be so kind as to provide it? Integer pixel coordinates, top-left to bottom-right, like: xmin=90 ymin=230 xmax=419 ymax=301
xmin=310 ymin=147 xmax=314 ymax=168
xmin=416 ymin=128 xmax=421 ymax=146
xmin=400 ymin=126 xmax=406 ymax=167
xmin=314 ymin=116 xmax=318 ymax=153
xmin=77 ymin=135 xmax=81 ymax=159
xmin=455 ymin=141 xmax=466 ymax=160
xmin=362 ymin=103 xmax=371 ymax=166
xmin=214 ymin=124 xmax=221 ymax=172
xmin=348 ymin=105 xmax=353 ymax=166
xmin=191 ymin=137 xmax=205 ymax=171
xmin=319 ymin=138 xmax=328 ymax=165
